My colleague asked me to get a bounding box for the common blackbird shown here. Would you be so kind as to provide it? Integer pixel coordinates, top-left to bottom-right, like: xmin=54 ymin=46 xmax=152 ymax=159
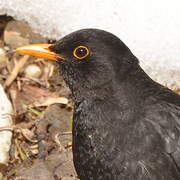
xmin=16 ymin=29 xmax=180 ymax=180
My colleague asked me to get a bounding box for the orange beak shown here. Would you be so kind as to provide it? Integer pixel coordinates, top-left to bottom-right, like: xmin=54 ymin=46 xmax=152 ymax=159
xmin=15 ymin=44 xmax=64 ymax=61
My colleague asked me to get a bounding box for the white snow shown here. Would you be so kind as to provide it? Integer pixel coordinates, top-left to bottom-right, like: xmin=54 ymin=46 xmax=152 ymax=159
xmin=0 ymin=0 xmax=180 ymax=88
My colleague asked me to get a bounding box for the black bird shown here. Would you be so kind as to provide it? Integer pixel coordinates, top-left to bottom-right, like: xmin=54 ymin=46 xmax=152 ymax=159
xmin=16 ymin=29 xmax=180 ymax=180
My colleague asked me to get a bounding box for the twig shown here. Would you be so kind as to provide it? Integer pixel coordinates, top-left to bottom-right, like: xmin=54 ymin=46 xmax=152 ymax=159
xmin=59 ymin=131 xmax=72 ymax=135
xmin=4 ymin=55 xmax=29 ymax=87
xmin=54 ymin=133 xmax=66 ymax=152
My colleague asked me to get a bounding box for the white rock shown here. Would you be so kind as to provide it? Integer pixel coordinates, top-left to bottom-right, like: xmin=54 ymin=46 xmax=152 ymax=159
xmin=24 ymin=64 xmax=42 ymax=78
xmin=0 ymin=84 xmax=13 ymax=164
xmin=0 ymin=0 xmax=180 ymax=88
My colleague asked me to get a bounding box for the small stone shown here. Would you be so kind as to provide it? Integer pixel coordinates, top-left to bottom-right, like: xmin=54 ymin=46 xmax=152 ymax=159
xmin=4 ymin=20 xmax=47 ymax=49
xmin=3 ymin=46 xmax=10 ymax=51
xmin=30 ymin=148 xmax=39 ymax=155
xmin=24 ymin=64 xmax=42 ymax=78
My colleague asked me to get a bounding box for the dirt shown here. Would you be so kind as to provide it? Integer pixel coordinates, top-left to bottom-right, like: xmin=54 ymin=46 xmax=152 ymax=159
xmin=0 ymin=15 xmax=78 ymax=180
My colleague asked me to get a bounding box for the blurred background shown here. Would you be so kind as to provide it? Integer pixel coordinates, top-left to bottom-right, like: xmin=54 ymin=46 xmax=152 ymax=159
xmin=0 ymin=0 xmax=180 ymax=179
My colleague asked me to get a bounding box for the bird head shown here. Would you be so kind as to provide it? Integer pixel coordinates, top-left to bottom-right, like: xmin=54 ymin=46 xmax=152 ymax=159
xmin=16 ymin=29 xmax=138 ymax=99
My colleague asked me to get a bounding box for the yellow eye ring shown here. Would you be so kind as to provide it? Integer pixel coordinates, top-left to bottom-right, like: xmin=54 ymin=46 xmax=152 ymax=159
xmin=73 ymin=45 xmax=90 ymax=60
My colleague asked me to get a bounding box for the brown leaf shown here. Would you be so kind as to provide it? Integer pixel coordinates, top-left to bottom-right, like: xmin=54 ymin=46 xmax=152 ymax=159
xmin=31 ymin=97 xmax=68 ymax=107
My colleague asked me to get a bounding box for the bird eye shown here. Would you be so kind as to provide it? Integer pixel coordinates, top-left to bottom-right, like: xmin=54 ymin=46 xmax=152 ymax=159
xmin=73 ymin=46 xmax=89 ymax=60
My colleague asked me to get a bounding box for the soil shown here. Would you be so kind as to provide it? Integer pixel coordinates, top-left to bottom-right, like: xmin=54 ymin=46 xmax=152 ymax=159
xmin=0 ymin=15 xmax=78 ymax=180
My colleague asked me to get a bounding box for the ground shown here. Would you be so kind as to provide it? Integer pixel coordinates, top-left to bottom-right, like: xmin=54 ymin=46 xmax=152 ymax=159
xmin=0 ymin=15 xmax=78 ymax=180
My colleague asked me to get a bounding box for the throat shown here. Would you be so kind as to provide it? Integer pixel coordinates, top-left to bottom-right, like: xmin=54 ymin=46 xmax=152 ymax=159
xmin=74 ymin=80 xmax=114 ymax=102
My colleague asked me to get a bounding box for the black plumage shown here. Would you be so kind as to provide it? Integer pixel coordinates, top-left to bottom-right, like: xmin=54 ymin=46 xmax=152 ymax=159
xmin=17 ymin=29 xmax=180 ymax=180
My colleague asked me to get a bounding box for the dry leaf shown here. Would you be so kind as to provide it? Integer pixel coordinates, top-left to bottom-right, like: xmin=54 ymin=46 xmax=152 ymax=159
xmin=32 ymin=97 xmax=68 ymax=107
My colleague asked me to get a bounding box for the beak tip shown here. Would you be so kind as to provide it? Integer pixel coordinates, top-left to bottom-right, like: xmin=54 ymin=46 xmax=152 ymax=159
xmin=15 ymin=48 xmax=21 ymax=52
